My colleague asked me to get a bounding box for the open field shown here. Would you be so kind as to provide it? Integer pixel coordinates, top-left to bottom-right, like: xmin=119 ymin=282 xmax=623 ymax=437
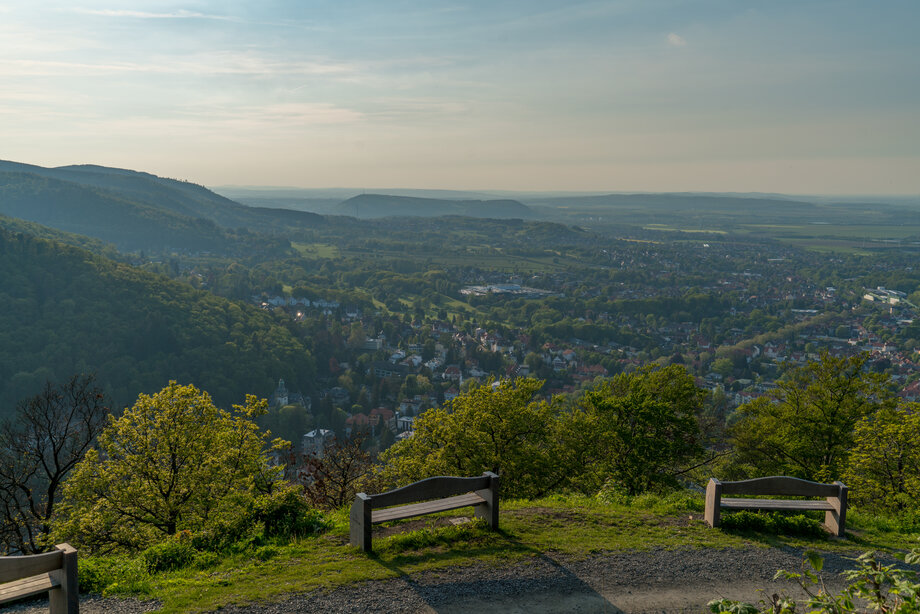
xmin=644 ymin=225 xmax=728 ymax=235
xmin=291 ymin=242 xmax=341 ymax=259
xmin=740 ymin=224 xmax=920 ymax=240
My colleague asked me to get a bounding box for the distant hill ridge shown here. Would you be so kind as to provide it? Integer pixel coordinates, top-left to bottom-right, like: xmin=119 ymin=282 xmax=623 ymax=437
xmin=337 ymin=193 xmax=533 ymax=219
xmin=0 ymin=160 xmax=323 ymax=253
xmin=523 ymin=192 xmax=821 ymax=212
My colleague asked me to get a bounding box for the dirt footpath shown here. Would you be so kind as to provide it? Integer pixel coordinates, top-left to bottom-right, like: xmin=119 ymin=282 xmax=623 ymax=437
xmin=4 ymin=546 xmax=865 ymax=613
xmin=215 ymin=546 xmax=857 ymax=613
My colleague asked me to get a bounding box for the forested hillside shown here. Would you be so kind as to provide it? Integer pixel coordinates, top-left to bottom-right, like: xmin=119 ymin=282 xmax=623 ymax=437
xmin=0 ymin=228 xmax=315 ymax=417
xmin=0 ymin=171 xmax=233 ymax=252
xmin=0 ymin=212 xmax=119 ymax=258
xmin=0 ymin=161 xmax=323 ymax=254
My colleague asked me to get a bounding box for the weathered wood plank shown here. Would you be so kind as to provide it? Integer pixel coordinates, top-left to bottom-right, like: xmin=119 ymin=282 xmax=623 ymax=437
xmin=49 ymin=543 xmax=78 ymax=614
xmin=704 ymin=476 xmax=847 ymax=536
xmin=350 ymin=493 xmax=372 ymax=553
xmin=351 ymin=472 xmax=500 ymax=553
xmin=369 ymin=475 xmax=491 ymax=509
xmin=0 ymin=544 xmax=78 ymax=613
xmin=720 ymin=476 xmax=841 ymax=497
xmin=372 ymin=493 xmax=485 ymax=523
xmin=0 ymin=573 xmax=58 ymax=603
xmin=705 ymin=478 xmax=722 ymax=527
xmin=0 ymin=550 xmax=63 ymax=584
xmin=721 ymin=498 xmax=834 ymax=511
xmin=825 ymin=481 xmax=848 ymax=537
xmin=474 ymin=472 xmax=500 ymax=529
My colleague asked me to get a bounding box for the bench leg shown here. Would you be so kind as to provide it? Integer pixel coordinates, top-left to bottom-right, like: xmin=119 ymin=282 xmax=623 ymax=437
xmin=350 ymin=494 xmax=373 ymax=552
xmin=825 ymin=482 xmax=847 ymax=537
xmin=49 ymin=543 xmax=78 ymax=614
xmin=704 ymin=479 xmax=722 ymax=528
xmin=475 ymin=471 xmax=500 ymax=530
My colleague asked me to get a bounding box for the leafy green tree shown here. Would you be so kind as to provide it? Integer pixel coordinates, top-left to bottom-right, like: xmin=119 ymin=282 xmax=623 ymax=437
xmin=844 ymin=404 xmax=920 ymax=516
xmin=731 ymin=353 xmax=894 ymax=482
xmin=378 ymin=378 xmax=563 ymax=498
xmin=565 ymin=364 xmax=705 ymax=495
xmin=53 ymin=382 xmax=279 ymax=552
xmin=711 ymin=357 xmax=734 ymax=378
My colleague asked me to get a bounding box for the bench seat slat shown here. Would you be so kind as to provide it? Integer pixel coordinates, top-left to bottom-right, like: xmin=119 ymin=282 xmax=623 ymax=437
xmin=0 ymin=573 xmax=59 ymax=603
xmin=720 ymin=498 xmax=834 ymax=511
xmin=0 ymin=550 xmax=63 ymax=584
xmin=372 ymin=492 xmax=486 ymax=523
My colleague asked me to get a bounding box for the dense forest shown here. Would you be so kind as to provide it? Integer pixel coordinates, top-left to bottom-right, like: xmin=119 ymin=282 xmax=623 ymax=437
xmin=0 ymin=227 xmax=315 ymax=416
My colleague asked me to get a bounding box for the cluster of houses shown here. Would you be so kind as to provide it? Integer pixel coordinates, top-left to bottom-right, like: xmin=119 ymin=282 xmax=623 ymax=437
xmin=265 ymin=251 xmax=920 ymax=453
xmin=460 ymin=284 xmax=562 ymax=298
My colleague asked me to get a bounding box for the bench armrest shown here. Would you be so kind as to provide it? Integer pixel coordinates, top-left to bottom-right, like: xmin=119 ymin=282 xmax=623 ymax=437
xmin=704 ymin=478 xmax=722 ymax=527
xmin=474 ymin=471 xmax=500 ymax=529
xmin=350 ymin=493 xmax=373 ymax=552
xmin=49 ymin=543 xmax=78 ymax=614
xmin=825 ymin=481 xmax=848 ymax=537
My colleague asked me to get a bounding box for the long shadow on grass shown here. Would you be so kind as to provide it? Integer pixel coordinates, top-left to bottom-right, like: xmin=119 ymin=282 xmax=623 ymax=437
xmin=719 ymin=527 xmax=890 ymax=552
xmin=367 ymin=518 xmax=623 ymax=613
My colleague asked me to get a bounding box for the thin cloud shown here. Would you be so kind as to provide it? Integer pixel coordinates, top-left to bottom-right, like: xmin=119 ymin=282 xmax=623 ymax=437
xmin=668 ymin=33 xmax=687 ymax=47
xmin=3 ymin=59 xmax=138 ymax=76
xmin=366 ymin=97 xmax=470 ymax=121
xmin=70 ymin=8 xmax=233 ymax=20
xmin=1 ymin=55 xmax=356 ymax=78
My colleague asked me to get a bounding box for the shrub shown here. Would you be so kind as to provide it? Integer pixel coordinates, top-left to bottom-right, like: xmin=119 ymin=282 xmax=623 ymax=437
xmin=254 ymin=487 xmax=327 ymax=539
xmin=718 ymin=510 xmax=826 ymax=538
xmin=141 ymin=536 xmax=197 ymax=573
xmin=78 ymin=556 xmax=150 ymax=595
xmin=192 ymin=551 xmax=220 ymax=570
xmin=709 ymin=548 xmax=920 ymax=613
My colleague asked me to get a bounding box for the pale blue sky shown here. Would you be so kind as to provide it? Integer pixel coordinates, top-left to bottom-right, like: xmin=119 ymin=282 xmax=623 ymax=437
xmin=1 ymin=1 xmax=918 ymax=193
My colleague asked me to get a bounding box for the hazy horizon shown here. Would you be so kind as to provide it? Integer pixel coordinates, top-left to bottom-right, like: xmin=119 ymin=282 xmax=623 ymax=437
xmin=3 ymin=1 xmax=918 ymax=194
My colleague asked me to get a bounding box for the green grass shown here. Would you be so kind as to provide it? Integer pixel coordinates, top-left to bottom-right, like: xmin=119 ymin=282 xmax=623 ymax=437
xmin=734 ymin=223 xmax=920 ymax=254
xmin=291 ymin=242 xmax=340 ymax=259
xmin=643 ymin=224 xmax=728 ymax=235
xmin=741 ymin=224 xmax=920 ymax=240
xmin=778 ymin=239 xmax=876 ymax=255
xmin=85 ymin=494 xmax=919 ymax=613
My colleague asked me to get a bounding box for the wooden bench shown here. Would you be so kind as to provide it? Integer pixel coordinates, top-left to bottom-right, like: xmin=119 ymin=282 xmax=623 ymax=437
xmin=0 ymin=543 xmax=79 ymax=613
xmin=350 ymin=472 xmax=499 ymax=552
xmin=705 ymin=476 xmax=847 ymax=537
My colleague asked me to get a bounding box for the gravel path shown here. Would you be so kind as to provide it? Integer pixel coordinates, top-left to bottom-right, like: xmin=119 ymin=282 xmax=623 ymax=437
xmin=1 ymin=595 xmax=161 ymax=614
xmin=3 ymin=546 xmax=895 ymax=613
xmin=213 ymin=546 xmax=859 ymax=614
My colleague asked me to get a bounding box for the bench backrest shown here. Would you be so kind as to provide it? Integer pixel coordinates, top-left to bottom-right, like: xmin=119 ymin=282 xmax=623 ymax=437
xmin=718 ymin=476 xmax=842 ymax=498
xmin=363 ymin=473 xmax=495 ymax=508
xmin=0 ymin=549 xmax=64 ymax=584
